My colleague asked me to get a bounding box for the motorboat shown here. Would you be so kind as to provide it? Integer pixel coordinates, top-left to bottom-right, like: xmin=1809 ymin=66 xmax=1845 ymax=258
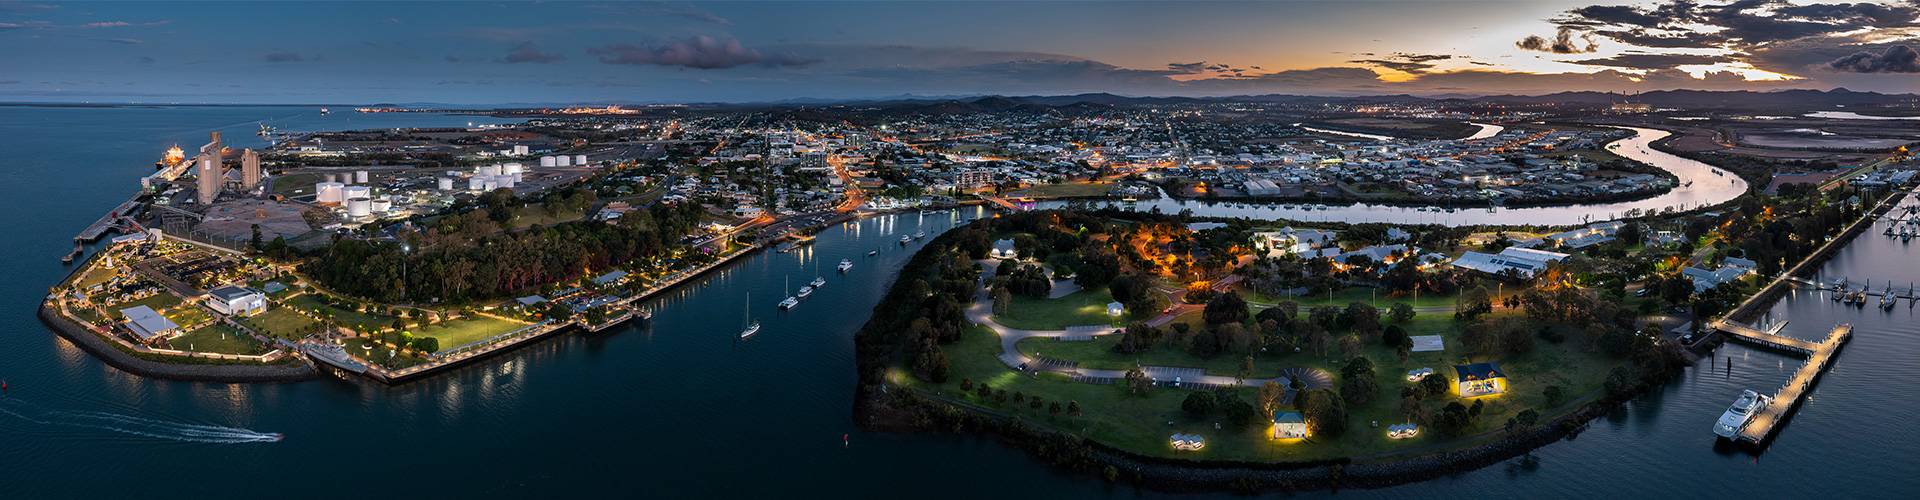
xmin=809 ymin=276 xmax=826 ymax=288
xmin=913 ymin=230 xmax=926 ymax=239
xmin=796 ymin=285 xmax=813 ymax=299
xmin=899 ymin=236 xmax=912 ymax=245
xmin=838 ymin=259 xmax=854 ymax=272
xmin=866 ymin=250 xmax=878 ymax=257
xmin=1713 ymin=389 xmax=1769 ymax=439
xmin=778 ymin=295 xmax=799 ymax=310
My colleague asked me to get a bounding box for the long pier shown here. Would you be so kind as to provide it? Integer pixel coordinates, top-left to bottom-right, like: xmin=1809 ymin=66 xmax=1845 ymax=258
xmin=76 ymin=197 xmax=141 ymax=242
xmin=1709 ymin=321 xmax=1852 ymax=444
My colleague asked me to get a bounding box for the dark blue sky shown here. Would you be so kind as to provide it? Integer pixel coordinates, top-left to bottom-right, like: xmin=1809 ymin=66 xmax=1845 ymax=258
xmin=3 ymin=1 xmax=1917 ymax=104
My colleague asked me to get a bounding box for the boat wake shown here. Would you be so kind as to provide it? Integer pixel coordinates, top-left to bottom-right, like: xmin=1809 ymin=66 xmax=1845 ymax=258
xmin=0 ymin=398 xmax=281 ymax=444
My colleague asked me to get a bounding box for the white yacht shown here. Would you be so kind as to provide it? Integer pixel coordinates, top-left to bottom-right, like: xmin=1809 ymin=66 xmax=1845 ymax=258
xmin=739 ymin=293 xmax=760 ymax=339
xmin=837 ymin=259 xmax=854 ymax=272
xmin=913 ymin=230 xmax=926 ymax=239
xmin=1713 ymin=389 xmax=1768 ymax=439
xmin=778 ymin=295 xmax=799 ymax=310
xmin=797 ymin=285 xmax=814 ymax=299
xmin=899 ymin=235 xmax=912 ymax=245
xmin=809 ymin=276 xmax=826 ymax=288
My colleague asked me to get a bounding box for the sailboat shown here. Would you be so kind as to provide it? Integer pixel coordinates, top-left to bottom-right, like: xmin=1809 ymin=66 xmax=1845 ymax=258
xmin=740 ymin=293 xmax=761 ymax=339
xmin=809 ymin=259 xmax=827 ymax=288
xmin=779 ymin=276 xmax=800 ymax=310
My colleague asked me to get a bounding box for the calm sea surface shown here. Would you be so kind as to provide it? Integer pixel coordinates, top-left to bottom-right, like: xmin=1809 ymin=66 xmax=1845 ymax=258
xmin=0 ymin=106 xmax=1912 ymax=498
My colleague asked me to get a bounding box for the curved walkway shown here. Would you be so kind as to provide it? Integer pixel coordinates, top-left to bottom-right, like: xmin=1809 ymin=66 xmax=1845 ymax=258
xmin=970 ymin=259 xmax=1326 ymax=391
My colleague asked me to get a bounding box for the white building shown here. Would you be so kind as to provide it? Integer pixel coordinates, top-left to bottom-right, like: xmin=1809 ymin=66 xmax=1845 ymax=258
xmin=1451 ymin=246 xmax=1571 ymax=279
xmin=205 ymin=286 xmax=267 ymax=317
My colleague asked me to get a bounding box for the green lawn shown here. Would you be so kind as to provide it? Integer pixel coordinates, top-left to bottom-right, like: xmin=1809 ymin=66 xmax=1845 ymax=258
xmin=923 ymin=310 xmax=1615 ymax=462
xmin=344 ymin=337 xmax=427 ymax=369
xmin=170 ymin=324 xmax=268 ymax=355
xmin=243 ymin=307 xmax=320 ymax=339
xmin=414 ymin=315 xmax=525 ymax=349
xmin=109 ymin=293 xmax=183 ymax=316
xmin=74 ymin=265 xmax=120 ymax=290
xmin=285 ymin=294 xmax=396 ymax=331
xmin=994 ymin=287 xmax=1118 ymax=330
xmin=161 ymin=305 xmax=212 ymax=328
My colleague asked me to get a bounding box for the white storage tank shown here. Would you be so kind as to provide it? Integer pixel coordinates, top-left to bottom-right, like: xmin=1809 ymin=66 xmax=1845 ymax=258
xmin=437 ymin=177 xmax=455 ymax=191
xmin=354 ymin=170 xmax=369 ymax=184
xmin=573 ymin=154 xmax=587 ymax=165
xmin=482 ymin=178 xmax=499 ymax=191
xmin=477 ymin=164 xmax=503 ymax=176
xmin=502 ymin=163 xmax=524 ymax=175
xmin=343 ymin=185 xmax=372 ymax=200
xmin=555 ymin=155 xmax=572 ymax=167
xmin=315 ymin=182 xmax=346 ymax=204
xmin=494 ymin=174 xmax=516 ymax=189
xmin=467 ymin=176 xmax=486 ymax=191
xmin=347 ymin=197 xmax=372 ymax=218
xmin=370 ymin=198 xmax=392 ymax=213
xmin=540 ymin=156 xmax=557 ymax=167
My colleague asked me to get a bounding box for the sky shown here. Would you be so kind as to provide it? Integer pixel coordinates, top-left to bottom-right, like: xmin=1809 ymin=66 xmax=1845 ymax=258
xmin=2 ymin=0 xmax=1917 ymax=104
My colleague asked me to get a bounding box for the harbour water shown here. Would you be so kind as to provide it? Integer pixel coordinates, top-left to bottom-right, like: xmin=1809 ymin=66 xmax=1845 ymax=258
xmin=0 ymin=105 xmax=1913 ymax=498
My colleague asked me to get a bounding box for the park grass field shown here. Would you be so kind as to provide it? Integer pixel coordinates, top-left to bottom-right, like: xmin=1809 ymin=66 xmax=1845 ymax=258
xmin=344 ymin=337 xmax=427 ymax=369
xmin=243 ymin=307 xmax=319 ymax=339
xmin=931 ymin=307 xmax=1614 ymax=462
xmin=73 ymin=266 xmax=119 ymax=290
xmin=108 ymin=293 xmax=182 ymax=316
xmin=285 ymin=294 xmax=396 ymax=331
xmin=995 ymin=288 xmax=1117 ymax=330
xmin=160 ymin=305 xmax=212 ymax=328
xmin=416 ymin=315 xmax=525 ymax=349
xmin=171 ymin=324 xmax=268 ymax=355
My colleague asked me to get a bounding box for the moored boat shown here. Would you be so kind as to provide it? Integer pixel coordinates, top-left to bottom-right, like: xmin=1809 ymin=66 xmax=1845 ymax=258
xmin=1713 ymin=389 xmax=1768 ymax=439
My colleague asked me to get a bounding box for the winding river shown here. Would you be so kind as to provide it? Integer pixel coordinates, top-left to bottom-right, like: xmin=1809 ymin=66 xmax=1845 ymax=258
xmin=1043 ymin=126 xmax=1750 ymax=227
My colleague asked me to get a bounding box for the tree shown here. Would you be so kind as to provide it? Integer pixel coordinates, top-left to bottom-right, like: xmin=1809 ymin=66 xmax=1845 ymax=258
xmin=1344 ymin=302 xmax=1381 ymax=341
xmin=991 ymin=287 xmax=1013 ymax=316
xmin=1049 ymin=401 xmax=1063 ymax=416
xmin=1338 ymin=334 xmax=1363 ymax=359
xmin=1388 ymin=302 xmax=1415 ymax=323
xmin=1182 ymin=391 xmax=1218 ymax=418
xmin=1256 ymin=381 xmax=1286 ymax=416
xmin=1506 ymin=408 xmax=1540 ymax=435
xmin=1203 ymin=291 xmax=1250 ymax=325
xmin=1399 ymin=391 xmax=1428 ymax=423
xmin=1339 ymin=357 xmax=1378 ymax=407
xmin=1542 ymin=385 xmax=1566 ymax=407
xmin=1456 ymin=285 xmax=1492 ymax=320
xmin=912 ymin=343 xmax=951 ymax=383
xmin=1420 ymin=373 xmax=1450 ymax=398
xmin=410 ymin=336 xmax=439 ymax=354
xmin=1297 ymin=389 xmax=1348 ymax=437
xmin=1067 ymin=401 xmax=1082 ymax=416
xmin=1435 ymin=401 xmax=1474 ymax=435
xmin=1221 ymin=396 xmax=1261 ymax=429
xmin=1125 ymin=367 xmax=1153 ymax=395
xmin=1236 ymin=355 xmax=1255 ymax=384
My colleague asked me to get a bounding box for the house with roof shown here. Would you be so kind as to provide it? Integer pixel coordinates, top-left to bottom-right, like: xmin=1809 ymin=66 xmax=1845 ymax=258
xmin=991 ymin=238 xmax=1018 ymax=259
xmin=120 ymin=305 xmax=182 ymax=344
xmin=1454 ymin=362 xmax=1507 ymax=398
xmin=1271 ymin=411 xmax=1309 ymax=439
xmin=1449 ymin=247 xmax=1570 ymax=279
xmin=205 ymin=286 xmax=267 ymax=317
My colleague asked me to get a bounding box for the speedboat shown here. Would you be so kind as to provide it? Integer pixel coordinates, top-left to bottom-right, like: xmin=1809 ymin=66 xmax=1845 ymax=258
xmin=796 ymin=285 xmax=814 ymax=299
xmin=913 ymin=231 xmax=926 ymax=239
xmin=899 ymin=236 xmax=912 ymax=245
xmin=838 ymin=259 xmax=854 ymax=272
xmin=1713 ymin=389 xmax=1768 ymax=439
xmin=866 ymin=250 xmax=878 ymax=257
xmin=778 ymin=296 xmax=799 ymax=310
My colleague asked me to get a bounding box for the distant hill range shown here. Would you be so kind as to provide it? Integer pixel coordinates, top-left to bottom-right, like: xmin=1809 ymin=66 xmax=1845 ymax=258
xmin=748 ymin=88 xmax=1918 ymax=114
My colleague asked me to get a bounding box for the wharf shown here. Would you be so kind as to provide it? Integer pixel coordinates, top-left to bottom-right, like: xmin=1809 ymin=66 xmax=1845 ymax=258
xmin=76 ymin=197 xmax=141 ymax=242
xmin=1709 ymin=321 xmax=1852 ymax=445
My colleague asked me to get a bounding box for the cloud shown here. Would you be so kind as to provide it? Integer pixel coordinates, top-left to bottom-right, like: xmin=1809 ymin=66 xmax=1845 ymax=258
xmin=102 ymin=37 xmax=144 ymax=45
xmin=1349 ymin=53 xmax=1457 ymax=73
xmin=263 ymin=52 xmax=306 ymax=63
xmin=667 ymin=7 xmax=731 ymax=26
xmin=1571 ymin=53 xmax=1731 ymax=70
xmin=590 ymin=35 xmax=814 ymax=69
xmin=1167 ymin=61 xmax=1209 ymax=74
xmin=1516 ymin=27 xmax=1598 ymax=54
xmin=1828 ymin=45 xmax=1920 ymax=73
xmin=499 ymin=41 xmax=565 ymax=64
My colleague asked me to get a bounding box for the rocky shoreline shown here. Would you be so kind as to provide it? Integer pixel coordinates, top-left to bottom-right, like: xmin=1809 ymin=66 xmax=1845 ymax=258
xmin=38 ymin=304 xmax=318 ymax=383
xmin=855 ymin=383 xmax=1617 ymax=494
